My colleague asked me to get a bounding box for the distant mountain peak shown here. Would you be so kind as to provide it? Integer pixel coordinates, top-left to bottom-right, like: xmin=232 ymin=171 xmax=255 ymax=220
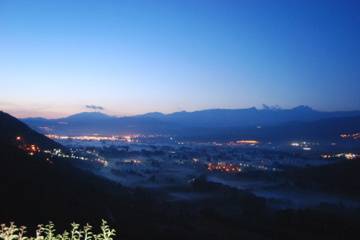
xmin=292 ymin=105 xmax=314 ymax=111
xmin=140 ymin=112 xmax=165 ymax=118
xmin=261 ymin=104 xmax=281 ymax=111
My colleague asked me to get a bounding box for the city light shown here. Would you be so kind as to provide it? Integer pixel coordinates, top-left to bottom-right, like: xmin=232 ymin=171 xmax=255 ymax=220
xmin=207 ymin=162 xmax=242 ymax=173
xmin=340 ymin=132 xmax=360 ymax=140
xmin=228 ymin=140 xmax=260 ymax=146
xmin=46 ymin=134 xmax=140 ymax=142
xmin=122 ymin=159 xmax=142 ymax=164
xmin=321 ymin=152 xmax=360 ymax=160
xmin=290 ymin=141 xmax=316 ymax=151
xmin=236 ymin=140 xmax=259 ymax=145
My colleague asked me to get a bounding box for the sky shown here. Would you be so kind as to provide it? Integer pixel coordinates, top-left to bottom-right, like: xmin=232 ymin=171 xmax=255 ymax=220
xmin=0 ymin=0 xmax=359 ymax=118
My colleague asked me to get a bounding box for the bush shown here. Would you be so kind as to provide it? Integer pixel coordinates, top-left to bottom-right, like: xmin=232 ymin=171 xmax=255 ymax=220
xmin=0 ymin=220 xmax=116 ymax=240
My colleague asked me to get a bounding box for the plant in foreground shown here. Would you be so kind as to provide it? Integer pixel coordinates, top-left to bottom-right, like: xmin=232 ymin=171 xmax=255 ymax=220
xmin=0 ymin=220 xmax=116 ymax=240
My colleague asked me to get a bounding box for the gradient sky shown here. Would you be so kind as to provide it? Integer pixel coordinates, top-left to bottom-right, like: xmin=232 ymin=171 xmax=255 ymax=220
xmin=1 ymin=0 xmax=359 ymax=118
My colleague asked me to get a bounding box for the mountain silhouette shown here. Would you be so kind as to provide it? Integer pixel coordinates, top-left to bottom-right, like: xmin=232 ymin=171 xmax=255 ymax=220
xmin=60 ymin=111 xmax=115 ymax=122
xmin=145 ymin=105 xmax=360 ymax=127
xmin=22 ymin=106 xmax=360 ymax=139
xmin=0 ymin=111 xmax=115 ymax=228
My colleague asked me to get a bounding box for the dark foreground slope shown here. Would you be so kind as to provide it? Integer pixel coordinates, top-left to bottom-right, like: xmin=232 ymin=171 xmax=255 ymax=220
xmin=0 ymin=111 xmax=61 ymax=149
xmin=0 ymin=111 xmax=116 ymax=228
xmin=0 ymin=143 xmax=268 ymax=239
xmin=287 ymin=160 xmax=360 ymax=198
xmin=1 ymin=111 xmax=360 ymax=239
xmin=0 ymin=143 xmax=111 ymax=225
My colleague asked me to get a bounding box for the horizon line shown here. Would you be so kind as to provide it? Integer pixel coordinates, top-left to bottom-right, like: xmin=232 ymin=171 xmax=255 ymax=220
xmin=8 ymin=105 xmax=360 ymax=120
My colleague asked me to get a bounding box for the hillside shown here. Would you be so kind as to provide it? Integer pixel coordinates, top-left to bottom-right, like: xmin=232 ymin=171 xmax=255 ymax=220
xmin=0 ymin=143 xmax=111 ymax=227
xmin=0 ymin=111 xmax=62 ymax=149
xmin=287 ymin=159 xmax=360 ymax=198
xmin=0 ymin=111 xmax=113 ymax=228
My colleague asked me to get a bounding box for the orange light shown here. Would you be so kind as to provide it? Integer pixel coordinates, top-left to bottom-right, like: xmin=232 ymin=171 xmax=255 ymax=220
xmin=235 ymin=140 xmax=259 ymax=145
xmin=207 ymin=162 xmax=242 ymax=173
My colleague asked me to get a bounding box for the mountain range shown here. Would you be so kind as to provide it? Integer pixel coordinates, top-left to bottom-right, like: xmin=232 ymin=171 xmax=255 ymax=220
xmin=22 ymin=106 xmax=360 ymax=140
xmin=22 ymin=106 xmax=360 ymax=141
xmin=140 ymin=105 xmax=360 ymax=127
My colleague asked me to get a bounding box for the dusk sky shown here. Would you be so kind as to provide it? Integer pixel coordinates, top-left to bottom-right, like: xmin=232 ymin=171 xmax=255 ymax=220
xmin=1 ymin=0 xmax=359 ymax=118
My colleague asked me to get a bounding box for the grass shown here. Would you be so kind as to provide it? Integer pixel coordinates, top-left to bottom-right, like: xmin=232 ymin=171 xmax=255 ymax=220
xmin=0 ymin=220 xmax=116 ymax=240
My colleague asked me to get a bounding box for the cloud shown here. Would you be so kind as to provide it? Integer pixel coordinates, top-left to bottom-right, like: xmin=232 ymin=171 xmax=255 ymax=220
xmin=86 ymin=105 xmax=104 ymax=111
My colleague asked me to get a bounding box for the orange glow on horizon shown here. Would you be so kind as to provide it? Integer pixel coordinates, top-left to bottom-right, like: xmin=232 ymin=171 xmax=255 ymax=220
xmin=233 ymin=140 xmax=260 ymax=145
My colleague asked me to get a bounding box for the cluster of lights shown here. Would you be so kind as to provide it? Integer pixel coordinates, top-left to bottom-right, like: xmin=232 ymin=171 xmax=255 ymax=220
xmin=229 ymin=140 xmax=259 ymax=146
xmin=16 ymin=136 xmax=40 ymax=156
xmin=123 ymin=135 xmax=133 ymax=143
xmin=207 ymin=162 xmax=242 ymax=173
xmin=290 ymin=141 xmax=313 ymax=151
xmin=321 ymin=153 xmax=360 ymax=160
xmin=43 ymin=148 xmax=109 ymax=167
xmin=25 ymin=144 xmax=40 ymax=156
xmin=122 ymin=159 xmax=142 ymax=164
xmin=46 ymin=134 xmax=138 ymax=143
xmin=192 ymin=158 xmax=200 ymax=163
xmin=43 ymin=149 xmax=87 ymax=160
xmin=239 ymin=162 xmax=278 ymax=171
xmin=212 ymin=142 xmax=223 ymax=146
xmin=47 ymin=134 xmax=116 ymax=141
xmin=340 ymin=133 xmax=360 ymax=140
xmin=96 ymin=159 xmax=109 ymax=166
